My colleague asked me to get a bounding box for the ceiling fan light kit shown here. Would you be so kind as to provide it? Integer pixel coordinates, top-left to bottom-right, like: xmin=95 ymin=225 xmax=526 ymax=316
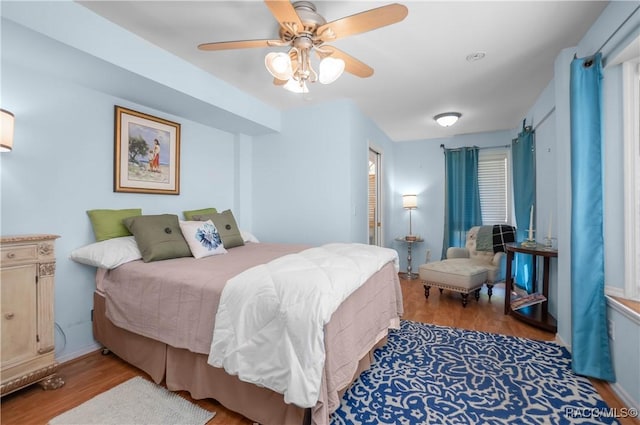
xmin=284 ymin=79 xmax=309 ymax=93
xmin=318 ymin=57 xmax=345 ymax=84
xmin=434 ymin=112 xmax=462 ymax=127
xmin=265 ymin=44 xmax=345 ymax=88
xmin=198 ymin=1 xmax=408 ymax=93
xmin=265 ymin=52 xmax=293 ymax=80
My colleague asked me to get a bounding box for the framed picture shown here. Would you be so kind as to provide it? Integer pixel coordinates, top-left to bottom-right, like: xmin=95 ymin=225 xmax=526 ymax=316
xmin=114 ymin=106 xmax=181 ymax=195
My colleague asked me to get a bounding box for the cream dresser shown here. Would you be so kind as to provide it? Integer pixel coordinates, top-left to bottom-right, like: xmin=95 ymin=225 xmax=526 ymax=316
xmin=1 ymin=234 xmax=64 ymax=396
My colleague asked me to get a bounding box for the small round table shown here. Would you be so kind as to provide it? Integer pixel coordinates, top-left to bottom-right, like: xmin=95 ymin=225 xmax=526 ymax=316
xmin=395 ymin=236 xmax=424 ymax=279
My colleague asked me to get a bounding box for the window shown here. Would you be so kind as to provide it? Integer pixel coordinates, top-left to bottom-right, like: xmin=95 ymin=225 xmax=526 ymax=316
xmin=622 ymin=60 xmax=640 ymax=301
xmin=478 ymin=150 xmax=510 ymax=225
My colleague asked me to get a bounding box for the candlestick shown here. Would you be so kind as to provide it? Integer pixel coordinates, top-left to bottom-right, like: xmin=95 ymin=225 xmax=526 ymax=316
xmin=547 ymin=212 xmax=552 ymax=240
xmin=528 ymin=205 xmax=534 ymax=241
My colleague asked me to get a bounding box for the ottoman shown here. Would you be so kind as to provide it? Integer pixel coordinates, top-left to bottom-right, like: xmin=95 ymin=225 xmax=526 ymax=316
xmin=419 ymin=259 xmax=488 ymax=307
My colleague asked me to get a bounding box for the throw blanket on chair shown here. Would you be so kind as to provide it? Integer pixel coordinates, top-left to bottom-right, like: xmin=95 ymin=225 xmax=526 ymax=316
xmin=476 ymin=225 xmax=516 ymax=252
xmin=476 ymin=226 xmax=494 ymax=251
xmin=492 ymin=224 xmax=516 ymax=252
xmin=208 ymin=243 xmax=399 ymax=408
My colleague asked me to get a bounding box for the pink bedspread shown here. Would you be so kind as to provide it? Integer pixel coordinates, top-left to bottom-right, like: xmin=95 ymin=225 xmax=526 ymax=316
xmin=99 ymin=243 xmax=309 ymax=354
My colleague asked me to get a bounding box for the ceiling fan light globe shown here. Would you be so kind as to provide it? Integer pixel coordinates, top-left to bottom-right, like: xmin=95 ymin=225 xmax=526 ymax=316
xmin=434 ymin=112 xmax=462 ymax=127
xmin=319 ymin=57 xmax=345 ymax=84
xmin=265 ymin=52 xmax=293 ymax=80
xmin=283 ymin=79 xmax=309 ymax=94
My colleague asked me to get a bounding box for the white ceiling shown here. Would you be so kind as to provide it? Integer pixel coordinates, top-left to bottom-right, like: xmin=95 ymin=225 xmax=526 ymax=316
xmin=78 ymin=1 xmax=608 ymax=142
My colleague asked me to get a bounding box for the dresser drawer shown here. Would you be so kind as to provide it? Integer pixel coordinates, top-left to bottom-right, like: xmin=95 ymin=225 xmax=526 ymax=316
xmin=0 ymin=245 xmax=38 ymax=266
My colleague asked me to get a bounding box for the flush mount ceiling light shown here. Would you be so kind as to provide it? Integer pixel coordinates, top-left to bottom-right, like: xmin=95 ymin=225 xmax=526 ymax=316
xmin=198 ymin=1 xmax=409 ymax=93
xmin=434 ymin=112 xmax=462 ymax=127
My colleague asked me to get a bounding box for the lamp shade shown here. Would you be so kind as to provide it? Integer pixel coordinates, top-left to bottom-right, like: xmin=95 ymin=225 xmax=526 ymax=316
xmin=265 ymin=52 xmax=293 ymax=81
xmin=1 ymin=109 xmax=15 ymax=152
xmin=319 ymin=57 xmax=345 ymax=84
xmin=434 ymin=112 xmax=461 ymax=127
xmin=403 ymin=194 xmax=417 ymax=209
xmin=283 ymin=79 xmax=309 ymax=93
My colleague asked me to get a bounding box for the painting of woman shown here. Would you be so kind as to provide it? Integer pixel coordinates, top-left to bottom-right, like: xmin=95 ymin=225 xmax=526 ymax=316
xmin=150 ymin=139 xmax=160 ymax=172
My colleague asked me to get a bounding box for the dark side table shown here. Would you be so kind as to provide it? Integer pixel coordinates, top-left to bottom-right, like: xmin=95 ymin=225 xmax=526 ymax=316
xmin=504 ymin=242 xmax=558 ymax=333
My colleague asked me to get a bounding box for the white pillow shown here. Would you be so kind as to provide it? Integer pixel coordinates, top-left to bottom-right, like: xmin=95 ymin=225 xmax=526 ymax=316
xmin=70 ymin=236 xmax=142 ymax=269
xmin=241 ymin=230 xmax=260 ymax=243
xmin=179 ymin=220 xmax=227 ymax=259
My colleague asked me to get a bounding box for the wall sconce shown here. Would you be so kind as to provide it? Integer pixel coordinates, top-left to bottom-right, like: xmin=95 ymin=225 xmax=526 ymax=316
xmin=402 ymin=194 xmax=418 ymax=240
xmin=1 ymin=109 xmax=15 ymax=152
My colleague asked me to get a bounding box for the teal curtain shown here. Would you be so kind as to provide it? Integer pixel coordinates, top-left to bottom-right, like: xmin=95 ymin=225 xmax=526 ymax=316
xmin=511 ymin=125 xmax=536 ymax=293
xmin=442 ymin=147 xmax=482 ymax=259
xmin=570 ymin=54 xmax=615 ymax=381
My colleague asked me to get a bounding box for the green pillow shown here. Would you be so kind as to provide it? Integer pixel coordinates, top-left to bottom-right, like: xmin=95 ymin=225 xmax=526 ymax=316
xmin=183 ymin=207 xmax=217 ymax=221
xmin=122 ymin=214 xmax=192 ymax=262
xmin=87 ymin=208 xmax=142 ymax=242
xmin=193 ymin=209 xmax=244 ymax=249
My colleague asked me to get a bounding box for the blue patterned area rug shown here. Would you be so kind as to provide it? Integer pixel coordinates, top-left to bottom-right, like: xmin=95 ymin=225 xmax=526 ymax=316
xmin=331 ymin=321 xmax=618 ymax=425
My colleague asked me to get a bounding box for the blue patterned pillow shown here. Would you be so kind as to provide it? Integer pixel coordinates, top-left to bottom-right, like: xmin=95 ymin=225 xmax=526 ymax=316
xmin=178 ymin=220 xmax=227 ymax=259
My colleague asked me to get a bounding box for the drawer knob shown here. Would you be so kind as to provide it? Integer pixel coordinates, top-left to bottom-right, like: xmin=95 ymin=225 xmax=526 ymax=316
xmin=6 ymin=252 xmax=15 ymax=259
xmin=4 ymin=312 xmax=14 ymax=320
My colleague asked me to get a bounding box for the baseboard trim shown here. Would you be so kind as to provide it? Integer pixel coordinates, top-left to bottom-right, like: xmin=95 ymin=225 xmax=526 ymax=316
xmin=555 ymin=334 xmax=571 ymax=352
xmin=609 ymin=380 xmax=640 ymax=411
xmin=55 ymin=343 xmax=102 ymax=365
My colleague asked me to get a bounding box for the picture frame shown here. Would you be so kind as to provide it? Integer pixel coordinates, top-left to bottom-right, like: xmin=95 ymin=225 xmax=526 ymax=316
xmin=114 ymin=105 xmax=181 ymax=195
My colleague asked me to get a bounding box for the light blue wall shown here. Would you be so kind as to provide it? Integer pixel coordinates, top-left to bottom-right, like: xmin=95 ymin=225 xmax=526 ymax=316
xmin=251 ymin=101 xmax=352 ymax=244
xmin=251 ymin=100 xmax=395 ymax=246
xmin=0 ymin=2 xmax=280 ymax=360
xmin=392 ymin=130 xmax=513 ymax=273
xmin=0 ymin=56 xmax=238 ymax=360
xmin=349 ymin=105 xmax=397 ymax=245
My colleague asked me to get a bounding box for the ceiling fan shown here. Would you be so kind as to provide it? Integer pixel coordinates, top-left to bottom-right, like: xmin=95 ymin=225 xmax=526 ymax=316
xmin=198 ymin=1 xmax=408 ymax=93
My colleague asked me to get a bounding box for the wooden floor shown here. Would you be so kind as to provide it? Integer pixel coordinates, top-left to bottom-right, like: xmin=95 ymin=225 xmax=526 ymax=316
xmin=2 ymin=277 xmax=638 ymax=425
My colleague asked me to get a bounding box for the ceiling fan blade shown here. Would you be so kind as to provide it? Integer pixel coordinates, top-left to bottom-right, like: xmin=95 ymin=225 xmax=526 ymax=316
xmin=316 ymin=3 xmax=408 ymax=42
xmin=198 ymin=39 xmax=282 ymax=51
xmin=320 ymin=46 xmax=373 ymax=78
xmin=264 ymin=0 xmax=304 ymax=34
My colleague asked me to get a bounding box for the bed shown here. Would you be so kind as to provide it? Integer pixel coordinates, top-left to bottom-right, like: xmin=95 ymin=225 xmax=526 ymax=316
xmin=91 ymin=241 xmax=403 ymax=425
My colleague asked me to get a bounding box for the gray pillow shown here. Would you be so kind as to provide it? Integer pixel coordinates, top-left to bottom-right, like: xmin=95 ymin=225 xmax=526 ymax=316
xmin=123 ymin=214 xmax=192 ymax=262
xmin=182 ymin=207 xmax=217 ymax=221
xmin=192 ymin=209 xmax=244 ymax=249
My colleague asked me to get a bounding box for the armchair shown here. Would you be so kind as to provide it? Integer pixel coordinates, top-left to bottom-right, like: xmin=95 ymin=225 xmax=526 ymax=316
xmin=418 ymin=225 xmax=515 ymax=307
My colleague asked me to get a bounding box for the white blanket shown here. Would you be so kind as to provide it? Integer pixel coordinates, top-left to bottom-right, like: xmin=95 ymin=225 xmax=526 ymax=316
xmin=207 ymin=243 xmax=399 ymax=408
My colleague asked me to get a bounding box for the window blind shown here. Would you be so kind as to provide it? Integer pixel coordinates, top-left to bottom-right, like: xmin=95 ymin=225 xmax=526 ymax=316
xmin=478 ymin=152 xmax=509 ymax=224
